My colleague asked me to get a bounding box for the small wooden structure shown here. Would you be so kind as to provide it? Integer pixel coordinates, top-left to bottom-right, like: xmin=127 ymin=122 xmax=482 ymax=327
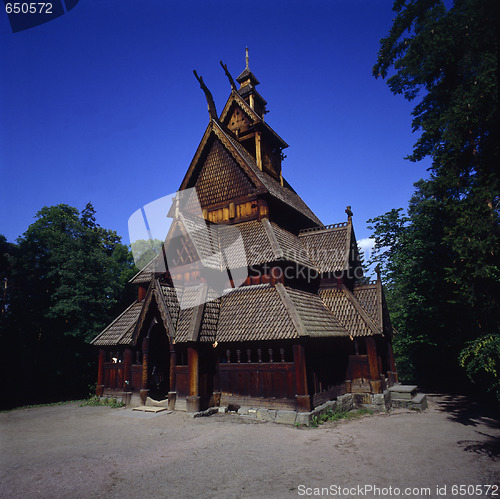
xmin=91 ymin=53 xmax=397 ymax=412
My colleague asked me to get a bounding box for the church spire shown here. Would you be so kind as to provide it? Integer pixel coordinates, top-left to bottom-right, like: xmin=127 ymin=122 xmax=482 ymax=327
xmin=236 ymin=47 xmax=260 ymax=89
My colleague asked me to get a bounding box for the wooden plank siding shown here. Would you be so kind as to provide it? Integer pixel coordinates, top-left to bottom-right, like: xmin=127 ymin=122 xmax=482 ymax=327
xmin=219 ymin=362 xmax=296 ymax=399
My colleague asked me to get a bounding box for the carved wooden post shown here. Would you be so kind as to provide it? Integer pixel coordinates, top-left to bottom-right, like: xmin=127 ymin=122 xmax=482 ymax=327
xmin=280 ymin=347 xmax=285 ymax=363
xmin=293 ymin=344 xmax=311 ymax=412
xmin=186 ymin=346 xmax=200 ymax=413
xmin=366 ymin=337 xmax=382 ymax=394
xmin=96 ymin=349 xmax=105 ymax=397
xmin=140 ymin=337 xmax=150 ymax=405
xmin=168 ymin=343 xmax=177 ymax=411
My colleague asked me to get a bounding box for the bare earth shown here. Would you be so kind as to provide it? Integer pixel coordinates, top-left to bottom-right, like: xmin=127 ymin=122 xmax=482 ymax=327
xmin=1 ymin=395 xmax=498 ymax=499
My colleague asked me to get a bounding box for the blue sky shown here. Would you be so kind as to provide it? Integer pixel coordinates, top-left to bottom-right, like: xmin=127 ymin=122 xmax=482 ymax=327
xmin=0 ymin=0 xmax=430 ymax=265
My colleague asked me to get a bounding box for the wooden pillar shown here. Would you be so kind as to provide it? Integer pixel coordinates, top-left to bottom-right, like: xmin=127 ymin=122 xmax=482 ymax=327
xmin=366 ymin=337 xmax=382 ymax=394
xmin=168 ymin=343 xmax=177 ymax=411
xmin=140 ymin=337 xmax=150 ymax=405
xmin=138 ymin=285 xmax=147 ymax=302
xmin=255 ymin=132 xmax=262 ymax=170
xmin=186 ymin=345 xmax=200 ymax=413
xmin=293 ymin=344 xmax=311 ymax=412
xmin=96 ymin=349 xmax=105 ymax=397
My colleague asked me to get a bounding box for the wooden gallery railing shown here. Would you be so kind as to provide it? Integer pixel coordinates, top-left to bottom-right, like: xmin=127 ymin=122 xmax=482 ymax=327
xmin=103 ymin=362 xmax=124 ymax=390
xmin=103 ymin=361 xmax=143 ymax=391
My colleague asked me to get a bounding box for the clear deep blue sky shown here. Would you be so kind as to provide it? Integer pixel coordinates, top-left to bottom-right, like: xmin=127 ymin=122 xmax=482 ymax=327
xmin=0 ymin=0 xmax=430 ymax=258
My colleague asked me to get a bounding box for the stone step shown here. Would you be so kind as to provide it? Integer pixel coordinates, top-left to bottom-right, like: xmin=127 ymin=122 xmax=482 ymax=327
xmin=391 ymin=392 xmax=428 ymax=411
xmin=388 ymin=384 xmax=418 ymax=400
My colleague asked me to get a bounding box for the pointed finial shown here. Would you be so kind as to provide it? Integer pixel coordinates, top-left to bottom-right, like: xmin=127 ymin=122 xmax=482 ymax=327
xmin=220 ymin=60 xmax=236 ymax=91
xmin=345 ymin=205 xmax=353 ymax=221
xmin=193 ymin=70 xmax=218 ymax=121
xmin=375 ymin=264 xmax=381 ymax=281
xmin=245 ymin=47 xmax=249 ymax=69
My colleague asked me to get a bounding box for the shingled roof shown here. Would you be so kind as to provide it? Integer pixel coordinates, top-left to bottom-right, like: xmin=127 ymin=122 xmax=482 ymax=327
xmin=216 ymin=283 xmax=349 ymax=343
xmin=129 ymin=254 xmax=162 ymax=284
xmin=179 ymin=120 xmax=321 ymax=227
xmin=353 ymin=282 xmax=382 ymax=329
xmin=219 ymin=218 xmax=317 ymax=270
xmin=319 ymin=285 xmax=383 ymax=337
xmin=91 ymin=301 xmax=144 ymax=346
xmin=299 ymin=223 xmax=351 ymax=273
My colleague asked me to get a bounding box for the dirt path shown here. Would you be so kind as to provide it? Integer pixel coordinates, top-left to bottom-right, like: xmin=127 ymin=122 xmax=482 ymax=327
xmin=1 ymin=395 xmax=498 ymax=498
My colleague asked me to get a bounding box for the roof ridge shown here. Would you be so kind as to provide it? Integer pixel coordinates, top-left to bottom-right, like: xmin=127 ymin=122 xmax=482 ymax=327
xmin=299 ymin=222 xmax=348 ymax=236
xmin=262 ymin=217 xmax=284 ymax=260
xmin=187 ymin=284 xmax=208 ymax=342
xmin=275 ymin=283 xmax=308 ymax=337
xmin=154 ymin=279 xmax=178 ymax=340
xmin=340 ymin=284 xmax=383 ymax=336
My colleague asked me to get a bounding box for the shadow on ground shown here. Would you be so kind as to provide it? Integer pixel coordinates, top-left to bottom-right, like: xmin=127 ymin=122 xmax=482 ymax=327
xmin=433 ymin=393 xmax=500 ymax=459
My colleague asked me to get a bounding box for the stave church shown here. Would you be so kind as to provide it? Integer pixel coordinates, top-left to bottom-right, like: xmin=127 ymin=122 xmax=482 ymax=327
xmin=91 ymin=51 xmax=398 ymax=414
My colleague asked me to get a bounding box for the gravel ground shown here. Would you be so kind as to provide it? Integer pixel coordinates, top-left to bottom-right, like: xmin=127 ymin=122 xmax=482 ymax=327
xmin=0 ymin=395 xmax=498 ymax=499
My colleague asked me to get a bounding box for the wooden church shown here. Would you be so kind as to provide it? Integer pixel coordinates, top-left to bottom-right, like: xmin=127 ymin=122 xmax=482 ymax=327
xmin=91 ymin=52 xmax=397 ymax=413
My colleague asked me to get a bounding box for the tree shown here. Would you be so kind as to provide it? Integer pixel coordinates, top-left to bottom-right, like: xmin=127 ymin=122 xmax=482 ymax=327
xmin=130 ymin=238 xmax=163 ymax=270
xmin=2 ymin=204 xmax=136 ymax=408
xmin=371 ymin=0 xmax=500 ymax=395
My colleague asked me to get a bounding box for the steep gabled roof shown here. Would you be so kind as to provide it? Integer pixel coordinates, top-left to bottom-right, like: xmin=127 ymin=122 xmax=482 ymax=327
xmin=178 ymin=120 xmax=321 ymax=226
xmin=219 ymin=90 xmax=287 ymax=148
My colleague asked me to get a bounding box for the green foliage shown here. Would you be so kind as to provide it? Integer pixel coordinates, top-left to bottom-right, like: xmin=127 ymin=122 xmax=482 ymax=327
xmin=1 ymin=203 xmax=136 ymax=409
xmin=80 ymin=395 xmax=124 ymax=408
xmin=371 ymin=0 xmax=500 ymax=394
xmin=130 ymin=238 xmax=163 ymax=270
xmin=459 ymin=334 xmax=500 ymax=401
xmin=309 ymin=408 xmax=373 ymax=427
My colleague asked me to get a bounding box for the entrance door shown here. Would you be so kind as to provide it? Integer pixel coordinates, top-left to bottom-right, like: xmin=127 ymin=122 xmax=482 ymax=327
xmin=148 ymin=323 xmax=170 ymax=400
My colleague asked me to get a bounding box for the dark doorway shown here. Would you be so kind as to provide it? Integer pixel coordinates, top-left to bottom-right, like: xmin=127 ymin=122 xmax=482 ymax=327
xmin=148 ymin=323 xmax=170 ymax=400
